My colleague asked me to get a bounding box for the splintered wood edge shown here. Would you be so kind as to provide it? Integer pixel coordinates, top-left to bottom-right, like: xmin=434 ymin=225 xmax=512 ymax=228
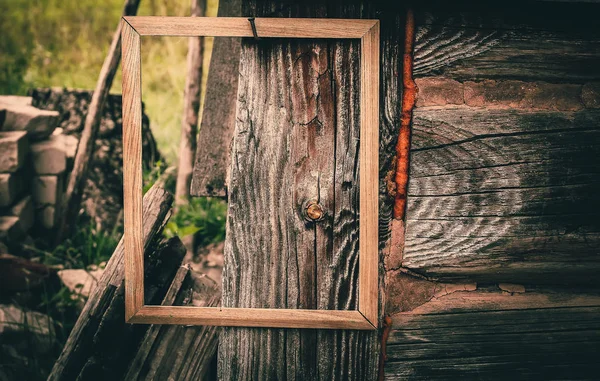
xmin=121 ymin=16 xmax=380 ymax=329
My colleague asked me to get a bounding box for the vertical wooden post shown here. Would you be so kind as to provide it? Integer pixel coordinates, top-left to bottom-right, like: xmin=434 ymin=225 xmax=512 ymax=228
xmin=216 ymin=1 xmax=403 ymax=379
xmin=175 ymin=0 xmax=206 ymax=207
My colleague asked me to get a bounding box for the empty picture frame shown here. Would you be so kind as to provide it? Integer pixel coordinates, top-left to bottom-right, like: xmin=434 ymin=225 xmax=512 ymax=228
xmin=121 ymin=16 xmax=379 ymax=330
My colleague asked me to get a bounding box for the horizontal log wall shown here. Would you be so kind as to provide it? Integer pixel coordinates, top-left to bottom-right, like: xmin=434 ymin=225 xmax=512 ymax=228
xmin=402 ymin=1 xmax=600 ymax=284
xmin=385 ymin=2 xmax=600 ymax=379
xmin=385 ymin=289 xmax=600 ymax=379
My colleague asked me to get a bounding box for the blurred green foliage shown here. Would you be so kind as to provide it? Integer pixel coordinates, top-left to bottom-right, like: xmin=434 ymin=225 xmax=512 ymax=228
xmin=0 ymin=0 xmax=218 ymax=165
xmin=165 ymin=197 xmax=226 ymax=245
xmin=1 ymin=3 xmax=225 ymax=378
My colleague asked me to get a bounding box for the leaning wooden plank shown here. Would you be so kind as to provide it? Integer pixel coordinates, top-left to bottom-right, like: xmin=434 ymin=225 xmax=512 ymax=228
xmin=190 ymin=0 xmax=241 ymax=197
xmin=384 ymin=290 xmax=600 ymax=380
xmin=74 ymin=237 xmax=186 ymax=380
xmin=55 ymin=0 xmax=142 ymax=243
xmin=47 ymin=185 xmax=179 ymax=381
xmin=125 ymin=266 xmax=220 ymax=380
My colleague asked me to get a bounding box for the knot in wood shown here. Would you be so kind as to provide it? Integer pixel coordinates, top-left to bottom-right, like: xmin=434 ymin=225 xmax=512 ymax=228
xmin=304 ymin=200 xmax=324 ymax=221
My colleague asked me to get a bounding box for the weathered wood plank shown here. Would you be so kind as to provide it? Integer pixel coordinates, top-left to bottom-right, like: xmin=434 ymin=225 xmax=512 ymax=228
xmin=217 ymin=1 xmax=403 ymax=379
xmin=190 ymin=0 xmax=241 ymax=197
xmin=403 ymin=107 xmax=600 ymax=283
xmin=175 ymin=0 xmax=206 ymax=206
xmin=385 ymin=290 xmax=600 ymax=380
xmin=47 ymin=185 xmax=177 ymax=381
xmin=221 ymin=33 xmax=371 ymax=381
xmin=125 ymin=266 xmax=220 ymax=381
xmin=412 ymin=2 xmax=600 ymax=83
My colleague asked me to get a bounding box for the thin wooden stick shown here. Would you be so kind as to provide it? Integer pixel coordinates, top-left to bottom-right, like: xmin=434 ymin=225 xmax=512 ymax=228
xmin=124 ymin=16 xmax=377 ymax=38
xmin=131 ymin=306 xmax=375 ymax=330
xmin=358 ymin=21 xmax=381 ymax=327
xmin=55 ymin=0 xmax=142 ymax=244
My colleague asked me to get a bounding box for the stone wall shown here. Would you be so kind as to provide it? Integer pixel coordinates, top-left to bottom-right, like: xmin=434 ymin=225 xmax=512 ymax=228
xmin=0 ymin=89 xmax=160 ymax=250
xmin=0 ymin=95 xmax=68 ymax=247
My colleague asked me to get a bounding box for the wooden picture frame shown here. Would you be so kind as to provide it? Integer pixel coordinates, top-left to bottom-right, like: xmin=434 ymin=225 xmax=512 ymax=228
xmin=121 ymin=16 xmax=380 ymax=330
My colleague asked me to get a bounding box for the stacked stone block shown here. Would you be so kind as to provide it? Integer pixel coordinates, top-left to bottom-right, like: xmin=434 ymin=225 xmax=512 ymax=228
xmin=0 ymin=96 xmax=72 ymax=245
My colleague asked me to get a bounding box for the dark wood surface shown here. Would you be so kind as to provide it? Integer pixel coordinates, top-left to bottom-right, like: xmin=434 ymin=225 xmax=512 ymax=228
xmin=385 ymin=289 xmax=600 ymax=380
xmin=217 ymin=1 xmax=407 ymax=379
xmin=190 ymin=0 xmax=241 ymax=198
xmin=404 ymin=107 xmax=600 ymax=283
xmin=412 ymin=1 xmax=600 ymax=83
xmin=185 ymin=1 xmax=600 ymax=379
xmin=401 ymin=1 xmax=600 ymax=284
xmin=48 ymin=185 xmax=181 ymax=380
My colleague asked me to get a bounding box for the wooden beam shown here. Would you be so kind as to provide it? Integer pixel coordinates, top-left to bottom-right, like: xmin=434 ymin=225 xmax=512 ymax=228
xmin=190 ymin=0 xmax=241 ymax=197
xmin=175 ymin=0 xmax=206 ymax=206
xmin=385 ymin=290 xmax=600 ymax=380
xmin=124 ymin=16 xmax=376 ymax=38
xmin=215 ymin=1 xmax=404 ymax=379
xmin=403 ymin=106 xmax=600 ymax=284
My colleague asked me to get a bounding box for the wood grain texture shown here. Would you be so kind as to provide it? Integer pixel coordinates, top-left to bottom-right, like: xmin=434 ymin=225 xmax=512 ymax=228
xmin=412 ymin=2 xmax=600 ymax=83
xmin=190 ymin=0 xmax=242 ymax=197
xmin=125 ymin=266 xmax=221 ymax=380
xmin=124 ymin=16 xmax=376 ymax=38
xmin=358 ymin=22 xmax=380 ymax=326
xmin=404 ymin=106 xmax=600 ymax=283
xmin=399 ymin=2 xmax=600 ymax=284
xmin=385 ymin=290 xmax=600 ymax=380
xmin=175 ymin=0 xmax=205 ymax=206
xmin=216 ymin=1 xmax=393 ymax=379
xmin=121 ymin=19 xmax=144 ymax=319
xmin=131 ymin=307 xmax=374 ymax=329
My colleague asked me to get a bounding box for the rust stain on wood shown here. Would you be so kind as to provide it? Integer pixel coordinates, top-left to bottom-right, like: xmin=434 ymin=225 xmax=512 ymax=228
xmin=393 ymin=8 xmax=417 ymax=220
xmin=378 ymin=315 xmax=393 ymax=381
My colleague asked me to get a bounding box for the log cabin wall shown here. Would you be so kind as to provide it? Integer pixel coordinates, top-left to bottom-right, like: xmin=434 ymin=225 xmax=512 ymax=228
xmin=190 ymin=0 xmax=600 ymax=379
xmin=385 ymin=1 xmax=600 ymax=379
xmin=401 ymin=1 xmax=600 ymax=285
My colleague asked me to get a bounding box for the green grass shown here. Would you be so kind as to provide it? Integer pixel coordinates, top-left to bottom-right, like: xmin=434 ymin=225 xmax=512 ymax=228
xmin=0 ymin=4 xmax=225 ymax=376
xmin=0 ymin=0 xmax=218 ymax=165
